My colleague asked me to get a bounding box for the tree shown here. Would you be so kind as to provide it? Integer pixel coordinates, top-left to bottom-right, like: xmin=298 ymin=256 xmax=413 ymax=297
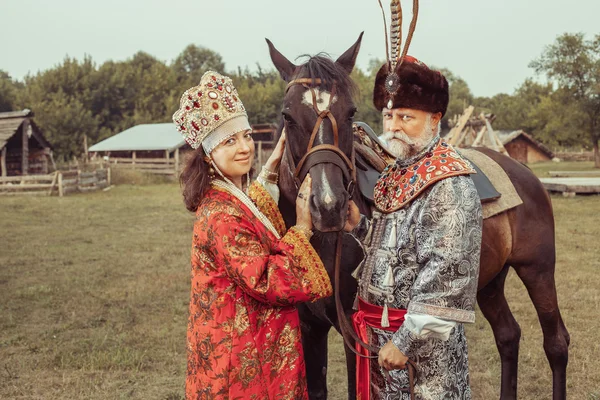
xmin=0 ymin=70 xmax=22 ymax=112
xmin=438 ymin=68 xmax=475 ymax=131
xmin=530 ymin=32 xmax=600 ymax=167
xmin=171 ymin=45 xmax=225 ymax=87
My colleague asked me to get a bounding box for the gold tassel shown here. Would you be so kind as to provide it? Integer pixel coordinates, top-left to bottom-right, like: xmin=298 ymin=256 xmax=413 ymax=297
xmin=381 ymin=302 xmax=390 ymax=328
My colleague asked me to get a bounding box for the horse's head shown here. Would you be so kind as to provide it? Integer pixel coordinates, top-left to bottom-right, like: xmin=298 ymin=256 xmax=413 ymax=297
xmin=267 ymin=33 xmax=363 ymax=232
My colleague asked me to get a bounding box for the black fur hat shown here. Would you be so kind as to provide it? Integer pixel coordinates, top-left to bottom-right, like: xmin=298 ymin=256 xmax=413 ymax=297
xmin=373 ymin=56 xmax=449 ymax=116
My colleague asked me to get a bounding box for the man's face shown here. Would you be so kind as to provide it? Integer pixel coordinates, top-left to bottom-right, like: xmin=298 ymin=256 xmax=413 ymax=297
xmin=380 ymin=108 xmax=441 ymax=160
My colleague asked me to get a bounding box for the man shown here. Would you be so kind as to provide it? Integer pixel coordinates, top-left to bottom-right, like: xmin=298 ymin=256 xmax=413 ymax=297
xmin=347 ymin=57 xmax=483 ymax=399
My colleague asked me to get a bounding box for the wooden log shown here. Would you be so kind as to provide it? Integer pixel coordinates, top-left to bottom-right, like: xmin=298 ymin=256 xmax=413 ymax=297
xmin=0 ymin=183 xmax=53 ymax=190
xmin=548 ymin=170 xmax=600 ymax=177
xmin=1 ymin=146 xmax=6 ymax=177
xmin=79 ymin=177 xmax=99 ymax=185
xmin=47 ymin=171 xmax=58 ymax=195
xmin=22 ymin=118 xmax=30 ymax=175
xmin=58 ymin=172 xmax=64 ymax=197
xmin=448 ymin=106 xmax=475 ymax=146
xmin=0 ymin=190 xmax=50 ymax=196
xmin=0 ymin=174 xmax=54 ymax=183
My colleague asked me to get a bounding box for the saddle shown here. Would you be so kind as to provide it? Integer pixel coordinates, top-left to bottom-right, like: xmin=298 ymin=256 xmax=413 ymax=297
xmin=352 ymin=122 xmax=501 ymax=204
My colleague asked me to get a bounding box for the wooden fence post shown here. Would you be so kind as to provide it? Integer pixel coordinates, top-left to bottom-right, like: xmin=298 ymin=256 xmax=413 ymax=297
xmin=174 ymin=148 xmax=180 ymax=176
xmin=107 ymin=167 xmax=111 ymax=186
xmin=1 ymin=147 xmax=6 ymax=177
xmin=58 ymin=172 xmax=64 ymax=197
xmin=132 ymin=151 xmax=136 ymax=170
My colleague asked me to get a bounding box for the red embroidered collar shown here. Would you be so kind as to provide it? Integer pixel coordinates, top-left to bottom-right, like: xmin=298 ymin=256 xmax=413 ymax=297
xmin=374 ymin=139 xmax=476 ymax=213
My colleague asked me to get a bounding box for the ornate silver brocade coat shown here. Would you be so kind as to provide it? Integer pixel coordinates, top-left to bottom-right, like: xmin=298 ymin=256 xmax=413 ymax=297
xmin=353 ymin=142 xmax=483 ymax=400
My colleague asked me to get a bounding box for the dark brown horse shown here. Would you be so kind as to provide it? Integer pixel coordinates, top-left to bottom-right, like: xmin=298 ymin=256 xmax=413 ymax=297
xmin=266 ymin=34 xmax=570 ymax=400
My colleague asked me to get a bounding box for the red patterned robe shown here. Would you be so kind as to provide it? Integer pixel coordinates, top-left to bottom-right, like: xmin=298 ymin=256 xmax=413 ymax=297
xmin=186 ymin=181 xmax=332 ymax=400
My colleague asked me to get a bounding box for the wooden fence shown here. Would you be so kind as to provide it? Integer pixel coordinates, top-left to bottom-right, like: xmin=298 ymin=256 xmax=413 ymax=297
xmin=106 ymin=157 xmax=180 ymax=175
xmin=0 ymin=168 xmax=110 ymax=197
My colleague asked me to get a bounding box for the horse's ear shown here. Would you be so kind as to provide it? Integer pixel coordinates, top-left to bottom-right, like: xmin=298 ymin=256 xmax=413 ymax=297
xmin=336 ymin=32 xmax=364 ymax=74
xmin=266 ymin=38 xmax=297 ymax=82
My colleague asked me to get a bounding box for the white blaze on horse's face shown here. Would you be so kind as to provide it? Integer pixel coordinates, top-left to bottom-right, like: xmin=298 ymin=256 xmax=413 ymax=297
xmin=301 ymin=88 xmax=339 ymax=207
xmin=301 ymin=89 xmax=338 ymax=145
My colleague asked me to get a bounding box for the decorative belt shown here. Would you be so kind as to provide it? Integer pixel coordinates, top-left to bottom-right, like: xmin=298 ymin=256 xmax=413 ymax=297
xmin=352 ymin=297 xmax=408 ymax=400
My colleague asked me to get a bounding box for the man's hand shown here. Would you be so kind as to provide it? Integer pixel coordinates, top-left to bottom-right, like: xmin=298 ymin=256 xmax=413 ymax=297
xmin=378 ymin=340 xmax=408 ymax=370
xmin=343 ymin=200 xmax=361 ymax=232
xmin=263 ymin=129 xmax=286 ymax=173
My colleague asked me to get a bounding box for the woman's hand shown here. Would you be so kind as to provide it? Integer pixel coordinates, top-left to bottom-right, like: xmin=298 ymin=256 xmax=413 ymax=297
xmin=343 ymin=200 xmax=361 ymax=232
xmin=295 ymin=173 xmax=313 ymax=230
xmin=264 ymin=129 xmax=286 ymax=173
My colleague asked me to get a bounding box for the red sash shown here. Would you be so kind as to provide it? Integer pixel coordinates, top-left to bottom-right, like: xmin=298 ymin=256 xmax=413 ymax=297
xmin=352 ymin=297 xmax=407 ymax=400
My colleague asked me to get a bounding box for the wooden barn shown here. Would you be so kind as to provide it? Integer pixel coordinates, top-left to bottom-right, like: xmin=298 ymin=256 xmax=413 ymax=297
xmin=0 ymin=109 xmax=53 ymax=176
xmin=497 ymin=130 xmax=554 ymax=164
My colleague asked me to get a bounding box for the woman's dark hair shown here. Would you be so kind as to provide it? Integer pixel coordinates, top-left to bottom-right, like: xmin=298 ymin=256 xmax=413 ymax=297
xmin=179 ymin=146 xmax=254 ymax=212
xmin=180 ymin=147 xmax=211 ymax=212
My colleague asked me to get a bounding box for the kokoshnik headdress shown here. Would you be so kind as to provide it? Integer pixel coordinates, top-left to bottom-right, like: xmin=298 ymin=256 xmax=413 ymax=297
xmin=373 ymin=0 xmax=450 ymax=116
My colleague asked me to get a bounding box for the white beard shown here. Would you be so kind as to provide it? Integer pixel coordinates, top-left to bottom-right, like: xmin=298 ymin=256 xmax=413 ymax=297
xmin=380 ymin=117 xmax=437 ymax=160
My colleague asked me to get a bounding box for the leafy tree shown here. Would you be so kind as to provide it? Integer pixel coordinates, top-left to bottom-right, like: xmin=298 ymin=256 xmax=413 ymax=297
xmin=0 ymin=71 xmax=22 ymax=112
xmin=530 ymin=32 xmax=600 ymax=167
xmin=172 ymin=45 xmax=225 ymax=87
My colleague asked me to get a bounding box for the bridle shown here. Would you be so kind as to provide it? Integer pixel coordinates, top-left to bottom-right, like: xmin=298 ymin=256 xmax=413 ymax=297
xmin=283 ymin=78 xmax=355 ymax=197
xmin=281 ymin=76 xmax=418 ymax=397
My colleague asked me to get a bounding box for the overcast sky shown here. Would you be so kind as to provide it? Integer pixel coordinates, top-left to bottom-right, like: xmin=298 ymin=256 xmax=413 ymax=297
xmin=2 ymin=0 xmax=599 ymax=97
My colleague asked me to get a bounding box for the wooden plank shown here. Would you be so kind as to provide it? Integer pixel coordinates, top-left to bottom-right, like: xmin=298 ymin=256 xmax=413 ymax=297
xmin=22 ymin=118 xmax=29 ymax=175
xmin=58 ymin=172 xmax=63 ymax=197
xmin=548 ymin=170 xmax=600 ymax=177
xmin=109 ymin=157 xmax=173 ymax=163
xmin=1 ymin=146 xmax=6 ymax=177
xmin=0 ymin=190 xmax=50 ymax=196
xmin=0 ymin=183 xmax=53 ymax=190
xmin=0 ymin=174 xmax=54 ymax=183
xmin=47 ymin=171 xmax=58 ymax=195
xmin=448 ymin=106 xmax=475 ymax=146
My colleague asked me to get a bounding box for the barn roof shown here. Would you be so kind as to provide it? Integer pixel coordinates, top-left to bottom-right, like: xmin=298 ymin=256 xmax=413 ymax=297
xmin=0 ymin=109 xmax=51 ymax=150
xmin=497 ymin=130 xmax=554 ymax=158
xmin=88 ymin=123 xmax=186 ymax=152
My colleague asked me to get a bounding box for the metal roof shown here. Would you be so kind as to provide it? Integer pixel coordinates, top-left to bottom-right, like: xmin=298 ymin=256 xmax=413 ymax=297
xmin=88 ymin=123 xmax=186 ymax=152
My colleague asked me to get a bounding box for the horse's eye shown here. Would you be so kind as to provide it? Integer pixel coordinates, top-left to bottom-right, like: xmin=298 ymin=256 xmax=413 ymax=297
xmin=348 ymin=108 xmax=358 ymax=120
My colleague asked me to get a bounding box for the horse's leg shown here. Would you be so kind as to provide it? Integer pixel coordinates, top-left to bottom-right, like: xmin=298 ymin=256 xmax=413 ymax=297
xmin=342 ymin=328 xmax=357 ymax=400
xmin=477 ymin=265 xmax=521 ymax=400
xmin=512 ymin=261 xmax=570 ymax=400
xmin=299 ymin=304 xmax=332 ymax=400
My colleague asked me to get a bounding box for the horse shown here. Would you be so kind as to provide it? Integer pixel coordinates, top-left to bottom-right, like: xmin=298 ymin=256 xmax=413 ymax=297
xmin=266 ymin=34 xmax=570 ymax=400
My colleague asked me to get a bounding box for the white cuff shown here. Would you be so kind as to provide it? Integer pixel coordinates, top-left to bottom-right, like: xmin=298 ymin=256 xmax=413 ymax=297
xmin=403 ymin=312 xmax=457 ymax=341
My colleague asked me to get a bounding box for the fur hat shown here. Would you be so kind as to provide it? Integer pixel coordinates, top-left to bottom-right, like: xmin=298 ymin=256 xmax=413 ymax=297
xmin=373 ymin=56 xmax=449 ymax=116
xmin=173 ymin=71 xmax=251 ymax=154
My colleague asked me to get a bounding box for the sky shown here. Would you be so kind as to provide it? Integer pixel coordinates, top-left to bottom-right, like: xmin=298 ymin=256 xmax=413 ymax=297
xmin=1 ymin=0 xmax=599 ymax=98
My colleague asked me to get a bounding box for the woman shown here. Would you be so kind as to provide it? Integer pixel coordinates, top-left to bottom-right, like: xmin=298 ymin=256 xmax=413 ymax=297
xmin=173 ymin=71 xmax=332 ymax=400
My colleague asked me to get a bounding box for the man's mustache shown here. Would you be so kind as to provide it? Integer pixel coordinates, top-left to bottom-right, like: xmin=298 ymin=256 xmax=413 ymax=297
xmin=380 ymin=131 xmax=416 ymax=146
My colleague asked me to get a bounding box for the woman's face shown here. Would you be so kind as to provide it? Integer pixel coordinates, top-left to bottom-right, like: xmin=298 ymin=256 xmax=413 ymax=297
xmin=210 ymin=130 xmax=255 ymax=181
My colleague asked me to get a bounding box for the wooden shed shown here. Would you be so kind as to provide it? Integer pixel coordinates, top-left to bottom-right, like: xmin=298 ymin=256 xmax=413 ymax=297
xmin=0 ymin=109 xmax=53 ymax=176
xmin=497 ymin=130 xmax=554 ymax=164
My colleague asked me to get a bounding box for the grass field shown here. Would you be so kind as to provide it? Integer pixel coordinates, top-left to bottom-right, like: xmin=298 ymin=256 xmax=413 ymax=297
xmin=1 ymin=167 xmax=599 ymax=399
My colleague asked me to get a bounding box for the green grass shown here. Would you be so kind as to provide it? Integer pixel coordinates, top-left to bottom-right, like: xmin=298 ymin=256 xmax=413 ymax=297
xmin=1 ymin=175 xmax=599 ymax=399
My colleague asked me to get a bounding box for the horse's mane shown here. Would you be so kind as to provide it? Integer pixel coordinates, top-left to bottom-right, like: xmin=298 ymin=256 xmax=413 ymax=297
xmin=295 ymin=53 xmax=356 ymax=98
